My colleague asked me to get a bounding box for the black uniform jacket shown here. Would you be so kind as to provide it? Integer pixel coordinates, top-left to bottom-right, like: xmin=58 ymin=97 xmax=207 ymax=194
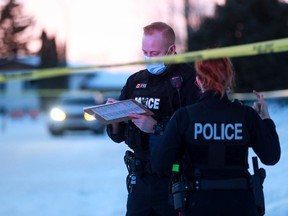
xmin=151 ymin=90 xmax=281 ymax=179
xmin=107 ymin=63 xmax=199 ymax=160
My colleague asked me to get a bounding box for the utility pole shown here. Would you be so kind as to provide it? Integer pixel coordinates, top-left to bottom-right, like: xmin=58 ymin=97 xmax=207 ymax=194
xmin=184 ymin=0 xmax=193 ymax=51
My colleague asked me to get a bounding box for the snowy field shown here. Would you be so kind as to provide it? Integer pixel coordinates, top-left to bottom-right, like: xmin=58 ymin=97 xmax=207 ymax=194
xmin=0 ymin=100 xmax=287 ymax=216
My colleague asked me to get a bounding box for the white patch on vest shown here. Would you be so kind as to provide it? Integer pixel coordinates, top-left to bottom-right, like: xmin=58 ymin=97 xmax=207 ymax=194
xmin=134 ymin=97 xmax=160 ymax=110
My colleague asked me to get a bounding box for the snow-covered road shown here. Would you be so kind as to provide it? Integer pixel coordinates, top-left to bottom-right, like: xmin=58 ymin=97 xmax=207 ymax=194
xmin=0 ymin=101 xmax=287 ymax=216
xmin=0 ymin=115 xmax=128 ymax=216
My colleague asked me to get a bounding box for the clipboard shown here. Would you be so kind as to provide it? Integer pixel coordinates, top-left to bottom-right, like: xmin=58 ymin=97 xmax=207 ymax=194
xmin=83 ymin=99 xmax=154 ymax=124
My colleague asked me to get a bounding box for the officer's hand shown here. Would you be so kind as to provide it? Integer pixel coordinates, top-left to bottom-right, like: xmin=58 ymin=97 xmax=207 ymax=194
xmin=106 ymin=98 xmax=118 ymax=104
xmin=105 ymin=98 xmax=119 ymax=128
xmin=128 ymin=113 xmax=157 ymax=133
xmin=252 ymin=90 xmax=271 ymax=120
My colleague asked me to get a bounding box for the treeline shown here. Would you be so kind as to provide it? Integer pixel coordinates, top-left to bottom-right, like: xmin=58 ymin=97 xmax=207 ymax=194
xmin=186 ymin=0 xmax=288 ymax=92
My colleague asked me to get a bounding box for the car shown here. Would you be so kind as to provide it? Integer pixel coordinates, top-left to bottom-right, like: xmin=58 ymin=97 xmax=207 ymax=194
xmin=102 ymin=91 xmax=121 ymax=102
xmin=47 ymin=91 xmax=105 ymax=136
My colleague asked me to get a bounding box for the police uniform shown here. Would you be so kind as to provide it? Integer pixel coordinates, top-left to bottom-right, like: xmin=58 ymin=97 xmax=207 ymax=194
xmin=107 ymin=63 xmax=199 ymax=216
xmin=151 ymin=90 xmax=281 ymax=216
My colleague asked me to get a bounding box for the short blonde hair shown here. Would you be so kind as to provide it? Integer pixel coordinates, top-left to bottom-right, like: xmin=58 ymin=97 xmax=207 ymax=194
xmin=143 ymin=22 xmax=175 ymax=46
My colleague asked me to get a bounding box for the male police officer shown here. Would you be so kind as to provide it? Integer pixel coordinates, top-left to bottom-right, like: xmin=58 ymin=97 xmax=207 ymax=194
xmin=106 ymin=22 xmax=199 ymax=216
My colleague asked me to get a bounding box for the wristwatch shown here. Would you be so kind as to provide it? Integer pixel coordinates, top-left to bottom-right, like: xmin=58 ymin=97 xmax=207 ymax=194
xmin=153 ymin=122 xmax=164 ymax=136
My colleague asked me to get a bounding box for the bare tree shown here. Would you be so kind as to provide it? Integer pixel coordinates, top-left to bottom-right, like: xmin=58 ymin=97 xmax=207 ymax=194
xmin=0 ymin=0 xmax=36 ymax=59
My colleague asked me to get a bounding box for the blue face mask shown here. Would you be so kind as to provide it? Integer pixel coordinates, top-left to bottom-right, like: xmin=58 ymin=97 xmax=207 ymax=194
xmin=144 ymin=45 xmax=173 ymax=75
xmin=144 ymin=56 xmax=167 ymax=75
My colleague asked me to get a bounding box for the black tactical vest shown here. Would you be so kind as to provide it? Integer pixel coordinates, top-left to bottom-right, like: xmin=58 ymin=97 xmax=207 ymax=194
xmin=122 ymin=64 xmax=196 ymax=152
xmin=182 ymin=99 xmax=250 ymax=178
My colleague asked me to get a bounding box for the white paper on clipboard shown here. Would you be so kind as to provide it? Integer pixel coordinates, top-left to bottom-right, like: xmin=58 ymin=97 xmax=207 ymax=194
xmin=83 ymin=99 xmax=153 ymax=124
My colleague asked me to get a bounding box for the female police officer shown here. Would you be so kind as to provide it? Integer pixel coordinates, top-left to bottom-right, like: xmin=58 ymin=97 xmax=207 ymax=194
xmin=151 ymin=58 xmax=281 ymax=215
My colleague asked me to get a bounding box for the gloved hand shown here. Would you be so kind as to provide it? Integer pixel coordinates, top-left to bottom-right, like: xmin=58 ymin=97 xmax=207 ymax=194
xmin=252 ymin=90 xmax=271 ymax=120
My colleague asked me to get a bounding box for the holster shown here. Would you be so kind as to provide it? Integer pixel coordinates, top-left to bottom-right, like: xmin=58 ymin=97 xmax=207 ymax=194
xmin=251 ymin=157 xmax=266 ymax=216
xmin=171 ymin=181 xmax=190 ymax=211
xmin=124 ymin=150 xmax=144 ymax=177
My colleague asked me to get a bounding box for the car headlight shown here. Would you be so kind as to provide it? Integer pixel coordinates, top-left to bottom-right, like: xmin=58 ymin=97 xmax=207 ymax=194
xmin=84 ymin=112 xmax=96 ymax=121
xmin=50 ymin=108 xmax=66 ymax=121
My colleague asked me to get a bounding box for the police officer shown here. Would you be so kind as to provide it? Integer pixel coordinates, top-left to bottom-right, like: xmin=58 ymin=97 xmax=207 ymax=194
xmin=151 ymin=58 xmax=281 ymax=216
xmin=106 ymin=22 xmax=199 ymax=216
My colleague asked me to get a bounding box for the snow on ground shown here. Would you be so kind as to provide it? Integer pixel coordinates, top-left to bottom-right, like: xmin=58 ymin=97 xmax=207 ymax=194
xmin=0 ymin=115 xmax=129 ymax=216
xmin=0 ymin=100 xmax=287 ymax=216
xmin=258 ymin=102 xmax=288 ymax=216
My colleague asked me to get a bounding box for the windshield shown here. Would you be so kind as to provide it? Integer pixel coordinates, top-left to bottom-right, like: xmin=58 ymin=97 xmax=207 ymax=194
xmin=61 ymin=98 xmax=98 ymax=106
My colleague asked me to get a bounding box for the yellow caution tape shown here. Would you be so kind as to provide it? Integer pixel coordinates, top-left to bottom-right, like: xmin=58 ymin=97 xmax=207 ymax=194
xmin=232 ymin=89 xmax=288 ymax=100
xmin=0 ymin=37 xmax=287 ymax=83
xmin=2 ymin=88 xmax=288 ymax=100
xmin=0 ymin=89 xmax=102 ymax=97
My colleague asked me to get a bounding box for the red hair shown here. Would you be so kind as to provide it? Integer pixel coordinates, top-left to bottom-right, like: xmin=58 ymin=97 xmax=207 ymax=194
xmin=195 ymin=58 xmax=235 ymax=98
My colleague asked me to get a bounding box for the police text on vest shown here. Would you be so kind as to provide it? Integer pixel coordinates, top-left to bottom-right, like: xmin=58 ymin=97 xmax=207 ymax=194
xmin=194 ymin=123 xmax=243 ymax=140
xmin=134 ymin=97 xmax=160 ymax=110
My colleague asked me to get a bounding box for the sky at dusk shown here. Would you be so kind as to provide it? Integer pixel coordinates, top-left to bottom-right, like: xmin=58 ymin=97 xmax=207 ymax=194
xmin=4 ymin=0 xmax=224 ymax=71
xmin=3 ymin=0 xmax=286 ymax=71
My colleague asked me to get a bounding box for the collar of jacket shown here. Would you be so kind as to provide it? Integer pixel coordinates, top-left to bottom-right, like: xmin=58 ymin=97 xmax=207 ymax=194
xmin=198 ymin=90 xmax=231 ymax=109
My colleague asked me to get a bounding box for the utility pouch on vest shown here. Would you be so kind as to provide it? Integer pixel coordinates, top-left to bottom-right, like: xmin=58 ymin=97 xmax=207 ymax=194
xmin=171 ymin=181 xmax=190 ymax=211
xmin=251 ymin=156 xmax=266 ymax=216
xmin=170 ymin=164 xmax=191 ymax=211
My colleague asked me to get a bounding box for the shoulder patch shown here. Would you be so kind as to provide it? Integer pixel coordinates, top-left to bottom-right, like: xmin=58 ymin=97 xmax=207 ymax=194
xmin=136 ymin=83 xmax=147 ymax=89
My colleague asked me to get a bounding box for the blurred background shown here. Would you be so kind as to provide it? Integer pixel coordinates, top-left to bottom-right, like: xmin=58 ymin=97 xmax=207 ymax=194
xmin=1 ymin=0 xmax=288 ymax=112
xmin=0 ymin=0 xmax=288 ymax=216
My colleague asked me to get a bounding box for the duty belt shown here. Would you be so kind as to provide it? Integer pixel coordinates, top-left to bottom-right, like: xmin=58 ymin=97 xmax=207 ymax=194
xmin=190 ymin=178 xmax=250 ymax=191
xmin=124 ymin=150 xmax=170 ymax=177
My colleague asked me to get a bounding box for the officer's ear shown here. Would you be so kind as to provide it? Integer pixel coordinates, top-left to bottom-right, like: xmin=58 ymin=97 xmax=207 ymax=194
xmin=196 ymin=76 xmax=204 ymax=92
xmin=196 ymin=76 xmax=201 ymax=87
xmin=169 ymin=44 xmax=176 ymax=54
